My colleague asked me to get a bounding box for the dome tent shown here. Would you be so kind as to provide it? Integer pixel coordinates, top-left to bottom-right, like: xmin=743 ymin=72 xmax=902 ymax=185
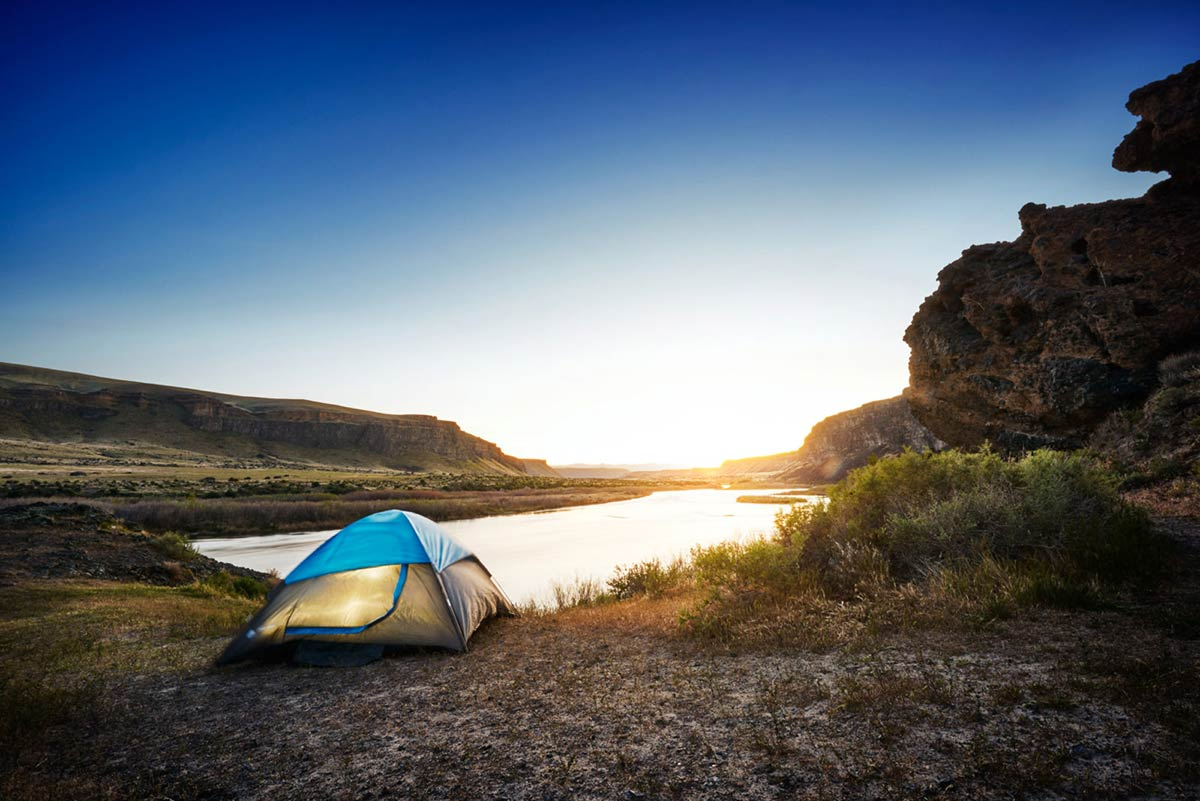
xmin=218 ymin=510 xmax=515 ymax=666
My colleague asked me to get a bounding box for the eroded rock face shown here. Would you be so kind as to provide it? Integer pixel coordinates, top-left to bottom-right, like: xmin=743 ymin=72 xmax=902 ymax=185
xmin=905 ymin=61 xmax=1200 ymax=451
xmin=0 ymin=362 xmax=533 ymax=473
xmin=777 ymin=396 xmax=943 ymax=483
xmin=1113 ymin=60 xmax=1200 ymax=186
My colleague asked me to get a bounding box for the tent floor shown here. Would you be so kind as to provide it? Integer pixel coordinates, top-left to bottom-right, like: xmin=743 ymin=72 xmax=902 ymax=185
xmin=292 ymin=641 xmax=385 ymax=667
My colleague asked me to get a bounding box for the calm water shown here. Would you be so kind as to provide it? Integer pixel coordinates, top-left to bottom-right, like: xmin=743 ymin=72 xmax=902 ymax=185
xmin=194 ymin=488 xmax=815 ymax=605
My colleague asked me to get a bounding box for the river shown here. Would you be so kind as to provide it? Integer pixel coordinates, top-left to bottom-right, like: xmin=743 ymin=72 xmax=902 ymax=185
xmin=193 ymin=488 xmax=816 ymax=605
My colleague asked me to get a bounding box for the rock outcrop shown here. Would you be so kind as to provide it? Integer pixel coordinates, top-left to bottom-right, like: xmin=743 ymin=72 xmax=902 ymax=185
xmin=1113 ymin=61 xmax=1200 ymax=186
xmin=776 ymin=396 xmax=943 ymax=483
xmin=905 ymin=61 xmax=1200 ymax=451
xmin=0 ymin=362 xmax=536 ymax=474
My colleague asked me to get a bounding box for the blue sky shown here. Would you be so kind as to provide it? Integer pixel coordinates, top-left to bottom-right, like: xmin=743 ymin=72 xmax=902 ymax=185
xmin=2 ymin=2 xmax=1197 ymax=465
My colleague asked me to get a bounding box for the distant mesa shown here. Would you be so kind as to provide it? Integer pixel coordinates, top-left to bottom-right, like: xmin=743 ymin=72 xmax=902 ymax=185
xmin=551 ymin=463 xmax=685 ymax=479
xmin=519 ymin=459 xmax=561 ymax=477
xmin=0 ymin=362 xmax=556 ymax=475
xmin=905 ymin=59 xmax=1200 ymax=454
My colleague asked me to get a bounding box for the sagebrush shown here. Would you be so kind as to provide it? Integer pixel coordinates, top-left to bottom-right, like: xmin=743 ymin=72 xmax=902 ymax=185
xmin=618 ymin=449 xmax=1165 ymax=648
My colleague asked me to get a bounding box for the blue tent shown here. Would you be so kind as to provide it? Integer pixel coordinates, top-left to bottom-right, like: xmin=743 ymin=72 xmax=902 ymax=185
xmin=218 ymin=510 xmax=514 ymax=664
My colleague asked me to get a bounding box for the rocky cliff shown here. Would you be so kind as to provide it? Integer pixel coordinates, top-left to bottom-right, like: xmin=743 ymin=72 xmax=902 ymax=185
xmin=0 ymin=362 xmax=536 ymax=473
xmin=776 ymin=396 xmax=943 ymax=483
xmin=905 ymin=61 xmax=1200 ymax=451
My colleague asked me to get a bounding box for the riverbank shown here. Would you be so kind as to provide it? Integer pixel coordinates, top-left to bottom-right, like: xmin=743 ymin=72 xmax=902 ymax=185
xmin=0 ymin=465 xmax=707 ymax=537
xmin=3 ymin=460 xmax=1199 ymax=800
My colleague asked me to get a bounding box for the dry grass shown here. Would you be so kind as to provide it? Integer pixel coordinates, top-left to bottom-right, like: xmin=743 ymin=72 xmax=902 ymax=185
xmin=0 ymin=581 xmax=259 ymax=671
xmin=1125 ymin=474 xmax=1200 ymax=518
xmin=0 ymin=580 xmax=262 ymax=773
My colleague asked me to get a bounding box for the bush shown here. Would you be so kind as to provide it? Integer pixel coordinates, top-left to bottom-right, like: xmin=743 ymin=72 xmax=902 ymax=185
xmin=678 ymin=448 xmax=1165 ymax=645
xmin=150 ymin=531 xmax=197 ymax=562
xmin=198 ymin=571 xmax=270 ymax=600
xmin=691 ymin=538 xmax=808 ymax=595
xmin=786 ymin=448 xmax=1158 ymax=588
xmin=608 ymin=557 xmax=690 ymax=599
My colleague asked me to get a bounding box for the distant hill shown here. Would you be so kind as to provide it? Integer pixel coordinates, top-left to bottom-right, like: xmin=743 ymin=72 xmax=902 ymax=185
xmin=623 ymin=455 xmax=795 ymax=481
xmin=640 ymin=396 xmax=944 ymax=485
xmin=0 ymin=362 xmax=547 ymax=474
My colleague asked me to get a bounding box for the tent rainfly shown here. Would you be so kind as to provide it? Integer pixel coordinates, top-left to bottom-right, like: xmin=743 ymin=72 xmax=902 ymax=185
xmin=218 ymin=509 xmax=514 ymax=665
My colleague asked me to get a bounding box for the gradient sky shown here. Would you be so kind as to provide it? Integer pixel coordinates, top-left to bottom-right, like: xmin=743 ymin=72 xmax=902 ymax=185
xmin=3 ymin=2 xmax=1198 ymax=466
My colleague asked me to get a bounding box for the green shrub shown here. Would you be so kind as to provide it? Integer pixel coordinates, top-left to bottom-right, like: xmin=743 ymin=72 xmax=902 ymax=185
xmin=198 ymin=570 xmax=269 ymax=600
xmin=608 ymin=557 xmax=690 ymax=599
xmin=691 ymin=538 xmax=808 ymax=595
xmin=150 ymin=531 xmax=197 ymax=562
xmin=679 ymin=448 xmax=1165 ymax=645
xmin=791 ymin=448 xmax=1157 ymax=589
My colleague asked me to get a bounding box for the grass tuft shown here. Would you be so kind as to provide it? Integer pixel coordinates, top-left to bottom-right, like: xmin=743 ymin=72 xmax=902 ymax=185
xmin=548 ymin=576 xmax=613 ymax=611
xmin=196 ymin=570 xmax=271 ymax=600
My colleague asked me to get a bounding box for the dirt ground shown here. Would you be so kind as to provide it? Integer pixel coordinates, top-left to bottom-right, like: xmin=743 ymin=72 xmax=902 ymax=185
xmin=3 ymin=514 xmax=1199 ymax=800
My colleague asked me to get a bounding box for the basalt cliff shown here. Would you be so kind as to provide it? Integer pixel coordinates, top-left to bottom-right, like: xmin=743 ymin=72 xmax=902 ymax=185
xmin=0 ymin=362 xmax=545 ymax=474
xmin=776 ymin=396 xmax=943 ymax=483
xmin=708 ymin=396 xmax=942 ymax=484
xmin=905 ymin=60 xmax=1200 ymax=454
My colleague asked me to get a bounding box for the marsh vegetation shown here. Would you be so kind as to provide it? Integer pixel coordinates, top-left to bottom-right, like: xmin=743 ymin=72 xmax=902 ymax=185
xmin=0 ymin=468 xmax=695 ymax=536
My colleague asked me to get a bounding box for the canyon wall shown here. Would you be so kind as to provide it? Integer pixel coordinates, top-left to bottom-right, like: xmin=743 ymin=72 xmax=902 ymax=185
xmin=905 ymin=61 xmax=1200 ymax=452
xmin=0 ymin=363 xmax=534 ymax=473
xmin=777 ymin=396 xmax=943 ymax=483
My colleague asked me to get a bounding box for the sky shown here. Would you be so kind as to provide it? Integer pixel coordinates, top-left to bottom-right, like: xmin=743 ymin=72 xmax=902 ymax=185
xmin=2 ymin=2 xmax=1198 ymax=466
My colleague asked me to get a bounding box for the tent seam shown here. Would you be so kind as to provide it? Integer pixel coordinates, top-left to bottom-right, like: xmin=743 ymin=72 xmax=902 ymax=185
xmin=431 ymin=568 xmax=470 ymax=652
